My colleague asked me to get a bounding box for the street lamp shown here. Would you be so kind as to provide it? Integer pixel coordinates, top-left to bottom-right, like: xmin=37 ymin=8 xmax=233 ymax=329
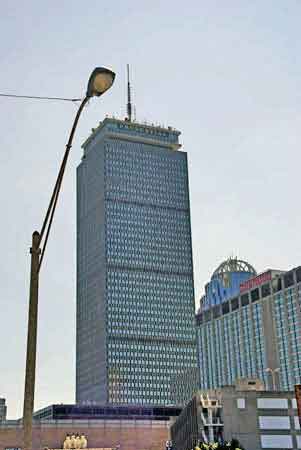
xmin=87 ymin=67 xmax=115 ymax=97
xmin=22 ymin=67 xmax=115 ymax=450
xmin=265 ymin=368 xmax=280 ymax=391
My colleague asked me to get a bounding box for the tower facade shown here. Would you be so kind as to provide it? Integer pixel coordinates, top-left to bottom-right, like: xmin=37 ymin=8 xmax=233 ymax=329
xmin=76 ymin=118 xmax=197 ymax=405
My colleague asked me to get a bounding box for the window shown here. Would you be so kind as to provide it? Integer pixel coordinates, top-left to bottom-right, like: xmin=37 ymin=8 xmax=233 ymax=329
xmin=257 ymin=398 xmax=288 ymax=409
xmin=237 ymin=398 xmax=245 ymax=409
xmin=196 ymin=313 xmax=203 ymax=325
xmin=241 ymin=293 xmax=249 ymax=307
xmin=222 ymin=302 xmax=230 ymax=315
xmin=261 ymin=283 xmax=271 ymax=298
xmin=260 ymin=435 xmax=292 ymax=448
xmin=213 ymin=305 xmax=221 ymax=318
xmin=259 ymin=416 xmax=290 ymax=430
xmin=284 ymin=272 xmax=294 ymax=288
xmin=251 ymin=288 xmax=260 ymax=302
xmin=204 ymin=310 xmax=211 ymax=322
xmin=231 ymin=297 xmax=239 ymax=311
xmin=272 ymin=277 xmax=282 ymax=292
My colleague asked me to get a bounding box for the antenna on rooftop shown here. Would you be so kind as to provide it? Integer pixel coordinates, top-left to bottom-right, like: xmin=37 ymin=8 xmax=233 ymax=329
xmin=126 ymin=64 xmax=132 ymax=122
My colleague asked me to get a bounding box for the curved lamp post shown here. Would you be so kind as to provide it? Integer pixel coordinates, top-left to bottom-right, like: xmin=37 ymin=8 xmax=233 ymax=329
xmin=23 ymin=67 xmax=115 ymax=450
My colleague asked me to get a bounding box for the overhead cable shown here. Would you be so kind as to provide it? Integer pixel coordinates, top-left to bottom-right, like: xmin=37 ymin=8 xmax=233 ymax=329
xmin=0 ymin=93 xmax=82 ymax=102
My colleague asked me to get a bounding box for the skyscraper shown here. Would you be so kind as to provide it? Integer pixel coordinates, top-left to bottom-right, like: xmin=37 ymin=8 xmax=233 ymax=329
xmin=76 ymin=117 xmax=197 ymax=405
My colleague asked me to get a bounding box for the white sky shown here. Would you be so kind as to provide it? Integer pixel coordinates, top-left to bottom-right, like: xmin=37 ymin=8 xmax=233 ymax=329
xmin=1 ymin=0 xmax=301 ymax=418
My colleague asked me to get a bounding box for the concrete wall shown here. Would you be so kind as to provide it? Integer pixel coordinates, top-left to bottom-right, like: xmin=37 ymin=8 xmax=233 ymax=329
xmin=222 ymin=388 xmax=261 ymax=450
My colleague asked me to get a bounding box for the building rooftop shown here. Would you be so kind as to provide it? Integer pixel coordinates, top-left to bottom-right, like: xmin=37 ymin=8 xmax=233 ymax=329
xmin=212 ymin=257 xmax=256 ymax=278
xmin=31 ymin=404 xmax=182 ymax=422
xmin=82 ymin=116 xmax=181 ymax=150
xmin=199 ymin=257 xmax=257 ymax=311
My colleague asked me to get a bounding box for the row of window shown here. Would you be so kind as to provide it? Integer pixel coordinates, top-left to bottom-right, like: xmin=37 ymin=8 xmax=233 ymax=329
xmin=106 ymin=200 xmax=191 ymax=232
xmin=108 ymin=342 xmax=196 ymax=355
xmin=108 ymin=395 xmax=168 ymax=404
xmin=108 ymin=328 xmax=193 ymax=340
xmin=198 ymin=306 xmax=265 ymax=389
xmin=199 ymin=289 xmax=301 ymax=391
xmin=107 ymin=269 xmax=194 ymax=312
xmin=105 ymin=140 xmax=185 ymax=172
xmin=107 ymin=268 xmax=193 ymax=287
xmin=104 ymin=140 xmax=188 ymax=209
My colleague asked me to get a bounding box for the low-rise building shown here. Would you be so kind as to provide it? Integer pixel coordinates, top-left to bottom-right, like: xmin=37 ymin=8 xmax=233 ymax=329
xmin=0 ymin=404 xmax=180 ymax=450
xmin=170 ymin=380 xmax=301 ymax=450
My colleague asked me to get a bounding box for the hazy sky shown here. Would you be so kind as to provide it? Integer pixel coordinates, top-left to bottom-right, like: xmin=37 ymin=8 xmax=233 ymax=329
xmin=1 ymin=0 xmax=301 ymax=419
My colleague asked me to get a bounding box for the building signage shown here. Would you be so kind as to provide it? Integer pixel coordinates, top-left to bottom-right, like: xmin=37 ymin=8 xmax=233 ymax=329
xmin=295 ymin=384 xmax=301 ymax=427
xmin=116 ymin=121 xmax=170 ymax=138
xmin=240 ymin=271 xmax=271 ymax=293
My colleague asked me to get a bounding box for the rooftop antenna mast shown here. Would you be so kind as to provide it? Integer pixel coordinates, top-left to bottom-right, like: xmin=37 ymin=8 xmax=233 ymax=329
xmin=127 ymin=64 xmax=132 ymax=122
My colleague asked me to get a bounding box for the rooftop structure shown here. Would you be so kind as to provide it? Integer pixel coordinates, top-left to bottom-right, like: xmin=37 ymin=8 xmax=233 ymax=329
xmin=199 ymin=257 xmax=257 ymax=312
xmin=31 ymin=404 xmax=182 ymax=422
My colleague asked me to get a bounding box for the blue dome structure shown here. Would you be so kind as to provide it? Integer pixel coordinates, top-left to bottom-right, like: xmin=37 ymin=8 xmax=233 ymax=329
xmin=200 ymin=257 xmax=256 ymax=311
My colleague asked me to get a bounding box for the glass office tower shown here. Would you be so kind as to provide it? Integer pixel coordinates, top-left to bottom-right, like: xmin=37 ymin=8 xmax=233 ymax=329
xmin=76 ymin=118 xmax=197 ymax=405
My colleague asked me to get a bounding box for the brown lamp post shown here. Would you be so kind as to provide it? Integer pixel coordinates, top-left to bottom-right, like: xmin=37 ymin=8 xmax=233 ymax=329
xmin=22 ymin=67 xmax=115 ymax=450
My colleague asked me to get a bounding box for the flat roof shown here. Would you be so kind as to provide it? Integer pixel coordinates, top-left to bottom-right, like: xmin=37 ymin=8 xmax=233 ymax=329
xmin=33 ymin=404 xmax=182 ymax=421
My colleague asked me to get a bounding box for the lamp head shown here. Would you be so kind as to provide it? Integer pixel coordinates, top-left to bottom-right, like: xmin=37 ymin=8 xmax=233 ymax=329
xmin=86 ymin=67 xmax=115 ymax=98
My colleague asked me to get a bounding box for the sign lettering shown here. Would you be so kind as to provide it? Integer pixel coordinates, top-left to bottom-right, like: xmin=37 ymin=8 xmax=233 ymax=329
xmin=240 ymin=271 xmax=271 ymax=293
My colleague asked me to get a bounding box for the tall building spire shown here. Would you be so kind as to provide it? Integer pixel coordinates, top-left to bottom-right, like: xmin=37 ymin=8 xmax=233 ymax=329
xmin=126 ymin=64 xmax=132 ymax=122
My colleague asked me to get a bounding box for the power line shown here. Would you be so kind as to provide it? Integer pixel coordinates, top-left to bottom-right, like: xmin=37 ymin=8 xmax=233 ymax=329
xmin=0 ymin=93 xmax=82 ymax=102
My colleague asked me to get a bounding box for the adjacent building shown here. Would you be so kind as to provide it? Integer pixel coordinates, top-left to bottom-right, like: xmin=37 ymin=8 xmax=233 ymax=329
xmin=0 ymin=399 xmax=6 ymax=422
xmin=171 ymin=380 xmax=301 ymax=450
xmin=0 ymin=415 xmax=171 ymax=450
xmin=196 ymin=263 xmax=301 ymax=391
xmin=0 ymin=404 xmax=181 ymax=450
xmin=76 ymin=117 xmax=198 ymax=406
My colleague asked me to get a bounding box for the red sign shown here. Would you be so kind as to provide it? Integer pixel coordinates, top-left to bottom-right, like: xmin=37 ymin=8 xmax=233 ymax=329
xmin=295 ymin=385 xmax=301 ymax=427
xmin=240 ymin=271 xmax=271 ymax=293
